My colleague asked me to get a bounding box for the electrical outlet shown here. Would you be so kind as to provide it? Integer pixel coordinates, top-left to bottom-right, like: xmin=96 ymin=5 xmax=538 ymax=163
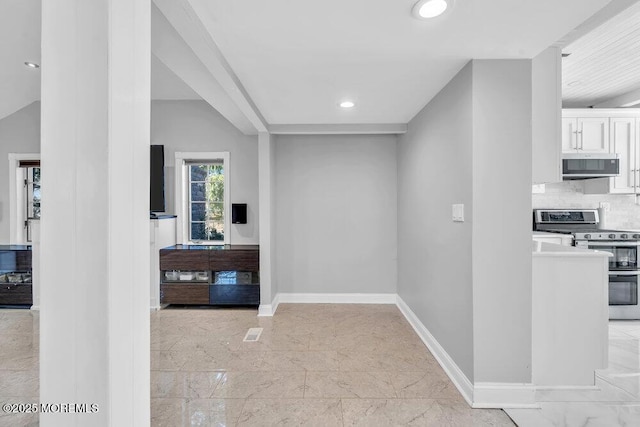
xmin=599 ymin=202 xmax=611 ymax=212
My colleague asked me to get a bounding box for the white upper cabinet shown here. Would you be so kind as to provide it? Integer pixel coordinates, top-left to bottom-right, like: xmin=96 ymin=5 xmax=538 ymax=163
xmin=561 ymin=116 xmax=609 ymax=153
xmin=610 ymin=118 xmax=636 ymax=193
xmin=578 ymin=117 xmax=609 ymax=153
xmin=561 ymin=117 xmax=577 ymax=152
xmin=575 ymin=109 xmax=640 ymax=195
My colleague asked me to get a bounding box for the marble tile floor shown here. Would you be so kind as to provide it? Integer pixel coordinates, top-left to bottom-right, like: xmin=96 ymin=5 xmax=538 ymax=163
xmin=506 ymin=320 xmax=640 ymax=427
xmin=0 ymin=304 xmax=514 ymax=426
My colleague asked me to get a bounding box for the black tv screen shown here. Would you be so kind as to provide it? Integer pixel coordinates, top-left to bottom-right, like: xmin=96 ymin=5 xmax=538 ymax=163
xmin=150 ymin=145 xmax=165 ymax=212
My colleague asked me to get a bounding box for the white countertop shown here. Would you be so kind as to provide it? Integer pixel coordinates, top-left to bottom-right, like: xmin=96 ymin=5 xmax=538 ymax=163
xmin=532 ymin=241 xmax=611 ymax=257
xmin=532 ymin=231 xmax=572 ymax=238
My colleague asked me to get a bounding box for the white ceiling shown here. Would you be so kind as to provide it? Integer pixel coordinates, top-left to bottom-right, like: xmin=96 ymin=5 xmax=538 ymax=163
xmin=0 ymin=0 xmax=622 ymax=128
xmin=563 ymin=0 xmax=640 ymax=108
xmin=0 ymin=0 xmax=40 ymax=120
xmin=190 ymin=0 xmax=610 ymax=125
xmin=0 ymin=0 xmax=202 ymax=122
xmin=150 ymin=3 xmax=257 ymax=134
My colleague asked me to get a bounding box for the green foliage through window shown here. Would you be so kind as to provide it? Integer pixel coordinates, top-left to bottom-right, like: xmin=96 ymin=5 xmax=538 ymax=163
xmin=189 ymin=164 xmax=224 ymax=241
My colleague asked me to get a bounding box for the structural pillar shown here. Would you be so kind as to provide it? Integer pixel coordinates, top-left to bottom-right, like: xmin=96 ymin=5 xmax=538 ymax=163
xmin=40 ymin=0 xmax=150 ymax=425
xmin=258 ymin=132 xmax=277 ymax=316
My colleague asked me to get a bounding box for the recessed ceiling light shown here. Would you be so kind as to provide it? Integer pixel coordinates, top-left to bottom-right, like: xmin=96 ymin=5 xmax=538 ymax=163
xmin=412 ymin=0 xmax=452 ymax=19
xmin=24 ymin=62 xmax=40 ymax=69
xmin=339 ymin=100 xmax=355 ymax=109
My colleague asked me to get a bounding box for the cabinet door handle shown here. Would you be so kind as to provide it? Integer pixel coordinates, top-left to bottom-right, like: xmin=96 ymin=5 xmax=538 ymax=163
xmin=577 ymin=130 xmax=583 ymax=150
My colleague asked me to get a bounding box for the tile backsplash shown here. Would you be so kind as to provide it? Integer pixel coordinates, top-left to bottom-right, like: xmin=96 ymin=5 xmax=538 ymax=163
xmin=532 ymin=181 xmax=640 ymax=230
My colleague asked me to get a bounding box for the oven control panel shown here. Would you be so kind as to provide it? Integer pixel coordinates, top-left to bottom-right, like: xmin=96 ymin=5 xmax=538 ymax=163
xmin=575 ymin=232 xmax=640 ymax=241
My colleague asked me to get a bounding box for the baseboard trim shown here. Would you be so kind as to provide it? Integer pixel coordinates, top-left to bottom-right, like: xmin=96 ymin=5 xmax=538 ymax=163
xmin=395 ymin=296 xmax=474 ymax=406
xmin=260 ymin=293 xmax=395 ymax=315
xmin=535 ymin=385 xmax=599 ymax=391
xmin=258 ymin=293 xmax=281 ymax=317
xmin=257 ymin=304 xmax=273 ymax=317
xmin=276 ymin=293 xmax=397 ymax=304
xmin=396 ymin=296 xmax=539 ymax=409
xmin=473 ymin=383 xmax=538 ymax=408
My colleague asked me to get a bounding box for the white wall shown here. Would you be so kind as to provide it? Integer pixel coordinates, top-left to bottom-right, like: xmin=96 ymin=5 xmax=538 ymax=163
xmin=269 ymin=133 xmax=278 ymax=298
xmin=0 ymin=101 xmax=40 ymax=243
xmin=275 ymin=134 xmax=397 ymax=294
xmin=532 ymin=47 xmax=561 ymax=184
xmin=397 ymin=63 xmax=475 ymax=380
xmin=397 ymin=60 xmax=533 ymax=385
xmin=0 ymin=100 xmax=259 ymax=245
xmin=258 ymin=132 xmax=277 ymax=308
xmin=471 ymin=60 xmax=532 ymax=383
xmin=151 ymin=100 xmax=259 ymax=244
xmin=40 ymin=0 xmax=151 ymax=422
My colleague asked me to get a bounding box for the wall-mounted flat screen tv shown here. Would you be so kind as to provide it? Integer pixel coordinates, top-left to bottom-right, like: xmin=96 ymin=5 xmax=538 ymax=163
xmin=150 ymin=145 xmax=165 ymax=212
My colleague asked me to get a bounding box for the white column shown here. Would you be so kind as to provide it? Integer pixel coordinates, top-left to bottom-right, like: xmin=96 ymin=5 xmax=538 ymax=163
xmin=258 ymin=132 xmax=277 ymax=315
xmin=40 ymin=0 xmax=150 ymax=425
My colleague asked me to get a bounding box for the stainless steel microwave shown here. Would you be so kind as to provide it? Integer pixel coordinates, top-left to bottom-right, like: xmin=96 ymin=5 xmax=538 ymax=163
xmin=562 ymin=153 xmax=619 ymax=180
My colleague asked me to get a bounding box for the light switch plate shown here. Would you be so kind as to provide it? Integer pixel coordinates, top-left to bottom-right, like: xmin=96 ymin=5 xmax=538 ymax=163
xmin=452 ymin=204 xmax=464 ymax=222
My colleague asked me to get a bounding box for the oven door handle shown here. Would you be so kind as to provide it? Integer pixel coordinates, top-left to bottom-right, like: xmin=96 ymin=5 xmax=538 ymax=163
xmin=586 ymin=242 xmax=640 ymax=247
xmin=609 ymin=271 xmax=640 ymax=276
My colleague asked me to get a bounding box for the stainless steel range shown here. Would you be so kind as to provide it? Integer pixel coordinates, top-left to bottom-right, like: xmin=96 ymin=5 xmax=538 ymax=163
xmin=534 ymin=209 xmax=640 ymax=320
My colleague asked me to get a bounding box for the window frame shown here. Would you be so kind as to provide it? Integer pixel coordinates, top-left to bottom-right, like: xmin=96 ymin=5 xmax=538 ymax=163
xmin=8 ymin=153 xmax=41 ymax=244
xmin=175 ymin=152 xmax=230 ymax=245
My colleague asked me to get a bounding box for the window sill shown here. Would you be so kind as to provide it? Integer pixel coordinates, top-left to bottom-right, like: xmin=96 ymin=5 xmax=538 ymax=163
xmin=187 ymin=241 xmax=226 ymax=246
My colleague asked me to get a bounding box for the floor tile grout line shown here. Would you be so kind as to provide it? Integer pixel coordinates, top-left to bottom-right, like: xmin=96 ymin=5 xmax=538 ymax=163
xmin=234 ymin=397 xmax=248 ymax=426
xmin=303 ymin=370 xmax=307 ymax=399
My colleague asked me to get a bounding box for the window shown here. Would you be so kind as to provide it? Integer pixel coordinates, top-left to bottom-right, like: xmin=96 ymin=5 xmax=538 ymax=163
xmin=23 ymin=164 xmax=41 ymax=242
xmin=8 ymin=154 xmax=41 ymax=244
xmin=175 ymin=152 xmax=230 ymax=244
xmin=188 ymin=162 xmax=224 ymax=241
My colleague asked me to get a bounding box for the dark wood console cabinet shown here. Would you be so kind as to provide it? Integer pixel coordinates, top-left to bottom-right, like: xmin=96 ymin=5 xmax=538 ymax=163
xmin=159 ymin=245 xmax=259 ymax=306
xmin=0 ymin=246 xmax=33 ymax=306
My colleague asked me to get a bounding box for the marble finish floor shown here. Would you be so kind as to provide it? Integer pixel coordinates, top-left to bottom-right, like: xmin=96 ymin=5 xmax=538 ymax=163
xmin=0 ymin=304 xmax=514 ymax=426
xmin=507 ymin=320 xmax=640 ymax=426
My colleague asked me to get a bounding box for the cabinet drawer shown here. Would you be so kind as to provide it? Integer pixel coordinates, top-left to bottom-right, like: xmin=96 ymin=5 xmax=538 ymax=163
xmin=160 ymin=284 xmax=209 ymax=304
xmin=210 ymin=284 xmax=259 ymax=305
xmin=0 ymin=284 xmax=32 ymax=305
xmin=160 ymin=250 xmax=209 ymax=270
xmin=210 ymin=251 xmax=259 ymax=271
